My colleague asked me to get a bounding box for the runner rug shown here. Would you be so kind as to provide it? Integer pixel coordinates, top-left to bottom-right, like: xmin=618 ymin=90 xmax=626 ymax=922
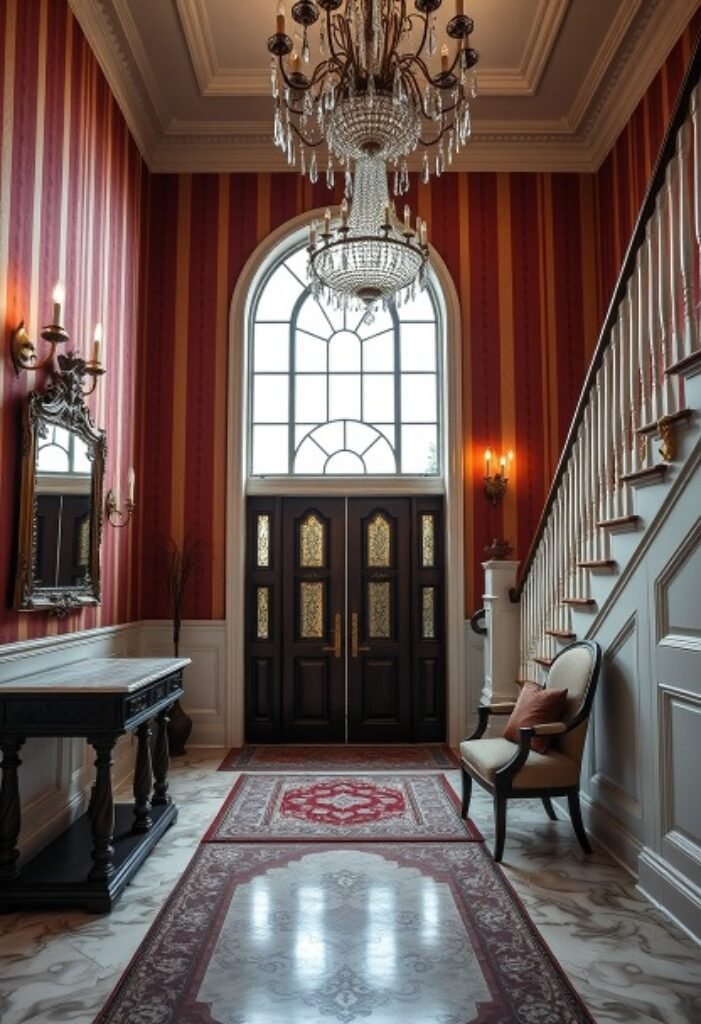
xmin=218 ymin=743 xmax=459 ymax=771
xmin=96 ymin=842 xmax=593 ymax=1024
xmin=203 ymin=773 xmax=482 ymax=842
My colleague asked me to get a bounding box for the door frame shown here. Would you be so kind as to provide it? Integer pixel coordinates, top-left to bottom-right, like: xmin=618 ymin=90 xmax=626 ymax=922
xmin=226 ymin=211 xmax=466 ymax=747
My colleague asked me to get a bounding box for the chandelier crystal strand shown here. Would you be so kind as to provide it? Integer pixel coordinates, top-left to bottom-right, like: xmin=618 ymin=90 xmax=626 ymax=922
xmin=308 ymin=155 xmax=428 ymax=320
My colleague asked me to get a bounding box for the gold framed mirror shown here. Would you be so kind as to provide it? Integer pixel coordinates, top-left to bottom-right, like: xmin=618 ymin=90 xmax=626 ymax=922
xmin=14 ymin=354 xmax=106 ymax=615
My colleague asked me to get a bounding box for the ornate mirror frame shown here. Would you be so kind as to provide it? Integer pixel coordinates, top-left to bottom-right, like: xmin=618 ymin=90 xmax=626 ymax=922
xmin=14 ymin=354 xmax=107 ymax=616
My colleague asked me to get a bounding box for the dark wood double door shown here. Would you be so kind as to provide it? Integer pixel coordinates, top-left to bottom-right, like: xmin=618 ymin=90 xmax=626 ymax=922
xmin=246 ymin=496 xmax=445 ymax=743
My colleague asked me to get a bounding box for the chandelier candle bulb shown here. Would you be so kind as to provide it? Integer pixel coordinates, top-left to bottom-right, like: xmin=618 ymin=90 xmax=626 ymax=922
xmin=457 ymin=0 xmax=464 ymax=13
xmin=340 ymin=198 xmax=348 ymax=226
xmin=309 ymin=221 xmax=317 ymax=246
xmin=276 ymin=1 xmax=285 ymax=34
xmin=404 ymin=204 xmax=411 ymax=231
xmin=441 ymin=44 xmax=450 ymax=73
xmin=420 ymin=221 xmax=428 ymax=246
xmin=51 ymin=282 xmax=64 ymax=326
xmin=324 ymin=207 xmax=331 ymax=235
xmin=384 ymin=200 xmax=391 ymax=227
xmin=291 ymin=50 xmax=299 ymax=73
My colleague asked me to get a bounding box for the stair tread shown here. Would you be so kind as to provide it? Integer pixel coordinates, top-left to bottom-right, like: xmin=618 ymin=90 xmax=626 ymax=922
xmin=637 ymin=408 xmax=694 ymax=435
xmin=545 ymin=629 xmax=577 ymax=639
xmin=562 ymin=597 xmax=596 ymax=607
xmin=597 ymin=514 xmax=641 ymax=530
xmin=666 ymin=350 xmax=701 ymax=376
xmin=620 ymin=464 xmax=668 ymax=484
xmin=577 ymin=559 xmax=617 ymax=568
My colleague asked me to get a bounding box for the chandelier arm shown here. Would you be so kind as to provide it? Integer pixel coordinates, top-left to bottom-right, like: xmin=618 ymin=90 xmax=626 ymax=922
xmin=325 ymin=5 xmax=344 ymax=66
xmin=288 ymin=121 xmax=327 ymax=147
xmin=407 ymin=10 xmax=430 ymax=65
xmin=419 ymin=120 xmax=454 ymax=148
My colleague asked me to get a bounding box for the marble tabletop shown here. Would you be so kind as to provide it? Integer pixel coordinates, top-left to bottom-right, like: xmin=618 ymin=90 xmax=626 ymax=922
xmin=0 ymin=657 xmax=191 ymax=694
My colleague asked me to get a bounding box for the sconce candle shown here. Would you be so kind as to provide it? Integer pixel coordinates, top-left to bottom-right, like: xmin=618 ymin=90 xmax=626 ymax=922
xmin=52 ymin=282 xmax=65 ymax=326
xmin=127 ymin=466 xmax=135 ymax=504
xmin=483 ymin=447 xmax=513 ymax=504
xmin=92 ymin=323 xmax=103 ymax=365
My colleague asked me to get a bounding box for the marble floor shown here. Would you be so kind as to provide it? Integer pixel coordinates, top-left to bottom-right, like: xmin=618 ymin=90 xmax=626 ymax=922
xmin=0 ymin=751 xmax=699 ymax=1024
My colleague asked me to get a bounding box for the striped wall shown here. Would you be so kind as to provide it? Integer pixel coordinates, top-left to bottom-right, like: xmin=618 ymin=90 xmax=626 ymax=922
xmin=0 ymin=0 xmax=144 ymax=645
xmin=0 ymin=3 xmax=697 ymax=640
xmin=135 ymin=17 xmax=700 ymax=617
xmin=135 ymin=169 xmax=601 ymax=616
xmin=596 ymin=11 xmax=701 ymax=307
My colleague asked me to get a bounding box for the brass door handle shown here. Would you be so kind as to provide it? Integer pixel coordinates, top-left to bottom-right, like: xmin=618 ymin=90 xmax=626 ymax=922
xmin=351 ymin=612 xmax=370 ymax=658
xmin=322 ymin=612 xmax=342 ymax=658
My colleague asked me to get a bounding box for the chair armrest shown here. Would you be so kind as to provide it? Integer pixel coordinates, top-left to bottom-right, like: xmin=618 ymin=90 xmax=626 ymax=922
xmin=531 ymin=721 xmax=567 ymax=736
xmin=467 ymin=701 xmax=517 ymax=740
xmin=487 ymin=702 xmax=517 ymax=714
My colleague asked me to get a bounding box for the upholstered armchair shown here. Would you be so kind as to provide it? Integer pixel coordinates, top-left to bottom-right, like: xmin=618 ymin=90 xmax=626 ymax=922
xmin=460 ymin=640 xmax=602 ymax=862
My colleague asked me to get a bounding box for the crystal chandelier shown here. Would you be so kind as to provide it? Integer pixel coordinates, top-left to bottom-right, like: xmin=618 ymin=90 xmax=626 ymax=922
xmin=267 ymin=0 xmax=479 ymax=184
xmin=267 ymin=1 xmax=479 ymax=311
xmin=308 ymin=155 xmax=428 ymax=314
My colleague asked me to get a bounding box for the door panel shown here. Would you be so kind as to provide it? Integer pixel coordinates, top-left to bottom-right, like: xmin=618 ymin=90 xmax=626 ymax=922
xmin=245 ymin=495 xmax=445 ymax=743
xmin=347 ymin=499 xmax=411 ymax=742
xmin=282 ymin=499 xmax=345 ymax=742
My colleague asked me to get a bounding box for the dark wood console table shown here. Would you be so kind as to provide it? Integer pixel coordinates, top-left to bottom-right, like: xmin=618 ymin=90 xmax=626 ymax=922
xmin=0 ymin=657 xmax=189 ymax=913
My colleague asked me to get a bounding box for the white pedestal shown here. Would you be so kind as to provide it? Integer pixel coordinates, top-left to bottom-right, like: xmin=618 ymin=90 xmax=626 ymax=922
xmin=481 ymin=560 xmax=521 ymax=706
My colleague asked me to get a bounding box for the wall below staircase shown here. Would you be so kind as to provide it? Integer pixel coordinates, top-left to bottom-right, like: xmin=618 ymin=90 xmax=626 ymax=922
xmin=577 ymin=369 xmax=701 ymax=941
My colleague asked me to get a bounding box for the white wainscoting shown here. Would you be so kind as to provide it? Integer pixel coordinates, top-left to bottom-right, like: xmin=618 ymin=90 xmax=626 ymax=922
xmin=582 ymin=442 xmax=701 ymax=942
xmin=137 ymin=620 xmax=228 ymax=748
xmin=0 ymin=624 xmax=140 ymax=862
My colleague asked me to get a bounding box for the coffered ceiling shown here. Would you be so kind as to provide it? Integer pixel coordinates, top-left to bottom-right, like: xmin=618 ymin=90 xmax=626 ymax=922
xmin=68 ymin=0 xmax=698 ymax=173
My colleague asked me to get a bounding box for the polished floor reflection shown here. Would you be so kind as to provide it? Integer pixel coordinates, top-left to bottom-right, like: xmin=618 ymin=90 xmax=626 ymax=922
xmin=0 ymin=751 xmax=699 ymax=1023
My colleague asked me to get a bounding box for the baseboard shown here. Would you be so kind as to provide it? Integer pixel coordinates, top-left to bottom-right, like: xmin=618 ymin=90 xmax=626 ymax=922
xmin=638 ymin=847 xmax=701 ymax=945
xmin=579 ymin=790 xmax=641 ymax=875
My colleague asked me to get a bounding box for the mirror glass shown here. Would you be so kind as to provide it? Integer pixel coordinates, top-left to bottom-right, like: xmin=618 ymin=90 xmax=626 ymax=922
xmin=14 ymin=356 xmax=106 ymax=615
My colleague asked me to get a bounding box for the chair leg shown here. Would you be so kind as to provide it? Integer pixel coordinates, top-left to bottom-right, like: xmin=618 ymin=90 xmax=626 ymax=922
xmin=542 ymin=795 xmax=558 ymax=820
xmin=460 ymin=765 xmax=473 ymax=819
xmin=493 ymin=792 xmax=507 ymax=862
xmin=567 ymin=788 xmax=592 ymax=854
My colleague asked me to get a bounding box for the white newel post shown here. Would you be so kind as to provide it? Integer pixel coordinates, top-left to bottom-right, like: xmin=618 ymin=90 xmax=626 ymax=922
xmin=481 ymin=559 xmax=521 ymax=706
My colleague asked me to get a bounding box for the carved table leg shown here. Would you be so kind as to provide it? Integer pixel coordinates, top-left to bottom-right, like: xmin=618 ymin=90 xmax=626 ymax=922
xmin=132 ymin=722 xmax=153 ymax=833
xmin=0 ymin=737 xmax=25 ymax=881
xmin=87 ymin=736 xmax=117 ymax=882
xmin=152 ymin=707 xmax=171 ymax=806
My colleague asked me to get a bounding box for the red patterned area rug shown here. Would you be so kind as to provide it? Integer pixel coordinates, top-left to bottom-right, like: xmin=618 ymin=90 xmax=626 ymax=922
xmin=96 ymin=842 xmax=594 ymax=1024
xmin=203 ymin=773 xmax=482 ymax=842
xmin=218 ymin=743 xmax=459 ymax=771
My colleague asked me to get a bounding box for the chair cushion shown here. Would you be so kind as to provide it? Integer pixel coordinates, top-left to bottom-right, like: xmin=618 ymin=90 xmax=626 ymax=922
xmin=502 ymin=680 xmax=568 ymax=752
xmin=460 ymin=737 xmax=580 ymax=789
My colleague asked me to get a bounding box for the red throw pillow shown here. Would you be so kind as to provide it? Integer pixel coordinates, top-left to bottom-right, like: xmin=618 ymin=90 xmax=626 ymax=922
xmin=503 ymin=681 xmax=568 ymax=753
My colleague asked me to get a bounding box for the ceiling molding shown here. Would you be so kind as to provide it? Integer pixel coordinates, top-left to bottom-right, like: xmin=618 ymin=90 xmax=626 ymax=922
xmin=177 ymin=0 xmax=569 ymax=99
xmin=67 ymin=0 xmax=700 ymax=175
xmin=176 ymin=0 xmax=219 ymax=95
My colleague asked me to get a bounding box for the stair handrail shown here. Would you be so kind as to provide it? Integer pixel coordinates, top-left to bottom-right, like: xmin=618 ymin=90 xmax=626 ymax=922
xmin=511 ymin=31 xmax=701 ymax=602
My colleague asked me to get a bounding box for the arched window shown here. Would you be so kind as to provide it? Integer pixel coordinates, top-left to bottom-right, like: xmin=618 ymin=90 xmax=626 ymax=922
xmin=248 ymin=237 xmax=442 ymax=477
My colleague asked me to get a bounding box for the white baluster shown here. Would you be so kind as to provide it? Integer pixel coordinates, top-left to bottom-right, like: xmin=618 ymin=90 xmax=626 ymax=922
xmin=610 ymin=329 xmax=622 ymax=515
xmin=666 ymin=157 xmax=682 ymax=412
xmin=677 ymin=123 xmax=696 ymax=361
xmin=628 ymin=277 xmax=642 ymax=474
xmin=602 ymin=341 xmax=613 ymax=522
xmin=647 ymin=218 xmax=661 ymax=423
xmin=692 ymin=85 xmax=701 ymax=345
xmin=657 ymin=188 xmax=674 ymax=414
xmin=637 ymin=234 xmax=652 ymax=439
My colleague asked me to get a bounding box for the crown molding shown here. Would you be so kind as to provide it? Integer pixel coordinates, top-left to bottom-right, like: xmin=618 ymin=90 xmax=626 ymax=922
xmin=518 ymin=0 xmax=569 ymax=95
xmin=581 ymin=0 xmax=699 ymax=168
xmin=67 ymin=0 xmax=157 ymax=165
xmin=176 ymin=0 xmax=219 ymax=95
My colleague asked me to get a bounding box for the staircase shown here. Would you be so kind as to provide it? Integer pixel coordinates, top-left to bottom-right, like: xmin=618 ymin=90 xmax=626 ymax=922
xmin=505 ymin=39 xmax=701 ymax=940
xmin=513 ymin=50 xmax=701 ymax=680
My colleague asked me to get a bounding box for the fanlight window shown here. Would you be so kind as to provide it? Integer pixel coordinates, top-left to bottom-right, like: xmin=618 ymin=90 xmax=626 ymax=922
xmin=37 ymin=425 xmax=91 ymax=475
xmin=249 ymin=241 xmax=441 ymax=476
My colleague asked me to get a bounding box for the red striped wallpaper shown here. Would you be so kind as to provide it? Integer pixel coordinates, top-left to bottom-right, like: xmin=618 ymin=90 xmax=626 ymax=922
xmin=1 ymin=3 xmax=697 ymax=640
xmin=0 ymin=0 xmax=144 ymax=645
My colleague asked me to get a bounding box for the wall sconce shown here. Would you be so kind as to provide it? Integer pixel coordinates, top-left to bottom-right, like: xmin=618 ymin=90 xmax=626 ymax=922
xmin=10 ymin=282 xmax=106 ymax=393
xmin=484 ymin=448 xmax=513 ymax=504
xmin=106 ymin=468 xmax=135 ymax=528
